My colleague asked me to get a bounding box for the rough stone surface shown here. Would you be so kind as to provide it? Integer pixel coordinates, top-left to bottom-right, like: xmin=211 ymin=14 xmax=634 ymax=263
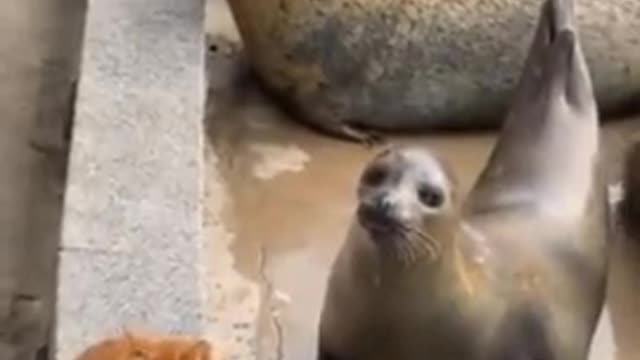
xmin=55 ymin=0 xmax=208 ymax=359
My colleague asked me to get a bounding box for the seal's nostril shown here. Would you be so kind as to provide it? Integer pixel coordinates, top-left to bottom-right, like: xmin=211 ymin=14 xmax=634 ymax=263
xmin=375 ymin=196 xmax=392 ymax=215
xmin=357 ymin=194 xmax=402 ymax=231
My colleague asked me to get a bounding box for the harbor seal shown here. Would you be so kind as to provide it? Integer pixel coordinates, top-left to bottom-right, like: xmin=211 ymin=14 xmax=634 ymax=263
xmin=317 ymin=0 xmax=610 ymax=358
xmin=227 ymin=0 xmax=640 ymax=142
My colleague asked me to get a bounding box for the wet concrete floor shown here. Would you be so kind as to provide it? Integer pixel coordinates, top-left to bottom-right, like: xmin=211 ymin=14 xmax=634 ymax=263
xmin=204 ymin=1 xmax=640 ymax=359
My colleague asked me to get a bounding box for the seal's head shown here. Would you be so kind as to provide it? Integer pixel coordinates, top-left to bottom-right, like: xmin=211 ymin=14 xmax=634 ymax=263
xmin=356 ymin=146 xmax=459 ymax=263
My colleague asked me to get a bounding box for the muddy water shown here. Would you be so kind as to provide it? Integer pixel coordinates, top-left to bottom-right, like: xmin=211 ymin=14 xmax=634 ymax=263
xmin=204 ymin=1 xmax=640 ymax=359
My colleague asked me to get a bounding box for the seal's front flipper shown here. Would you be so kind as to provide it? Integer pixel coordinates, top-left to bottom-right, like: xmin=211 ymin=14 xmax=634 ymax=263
xmin=545 ymin=28 xmax=578 ymax=98
xmin=533 ymin=0 xmax=594 ymax=112
xmin=464 ymin=0 xmax=599 ymax=213
xmin=338 ymin=123 xmax=386 ymax=147
xmin=546 ymin=28 xmax=595 ymax=111
xmin=297 ymin=109 xmax=386 ymax=146
xmin=302 ymin=119 xmax=386 ymax=146
xmin=510 ymin=0 xmax=576 ymax=110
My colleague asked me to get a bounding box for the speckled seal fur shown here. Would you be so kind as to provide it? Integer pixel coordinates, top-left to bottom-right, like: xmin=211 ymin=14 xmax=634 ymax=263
xmin=228 ymin=0 xmax=640 ymax=141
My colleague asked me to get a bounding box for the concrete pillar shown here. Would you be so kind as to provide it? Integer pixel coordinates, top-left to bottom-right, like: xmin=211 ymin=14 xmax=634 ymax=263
xmin=54 ymin=0 xmax=208 ymax=359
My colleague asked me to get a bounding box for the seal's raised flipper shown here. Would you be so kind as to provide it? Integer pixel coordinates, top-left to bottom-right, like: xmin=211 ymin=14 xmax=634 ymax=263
xmin=505 ymin=0 xmax=572 ymax=107
xmin=541 ymin=0 xmax=594 ymax=112
xmin=555 ymin=30 xmax=594 ymax=111
xmin=254 ymin=76 xmax=386 ymax=145
xmin=507 ymin=0 xmax=587 ymax=126
xmin=465 ymin=0 xmax=599 ymax=213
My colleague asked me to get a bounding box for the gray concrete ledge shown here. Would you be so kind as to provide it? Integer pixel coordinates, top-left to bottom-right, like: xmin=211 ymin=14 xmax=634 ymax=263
xmin=54 ymin=0 xmax=207 ymax=359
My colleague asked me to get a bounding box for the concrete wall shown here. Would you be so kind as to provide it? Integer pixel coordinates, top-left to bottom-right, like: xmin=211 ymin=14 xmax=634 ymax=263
xmin=0 ymin=0 xmax=85 ymax=359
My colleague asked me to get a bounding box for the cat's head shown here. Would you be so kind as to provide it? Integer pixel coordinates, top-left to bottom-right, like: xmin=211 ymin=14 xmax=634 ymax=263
xmin=123 ymin=331 xmax=212 ymax=360
xmin=76 ymin=330 xmax=215 ymax=360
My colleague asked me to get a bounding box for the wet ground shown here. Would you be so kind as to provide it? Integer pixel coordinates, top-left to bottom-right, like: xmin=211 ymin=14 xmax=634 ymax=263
xmin=204 ymin=1 xmax=640 ymax=359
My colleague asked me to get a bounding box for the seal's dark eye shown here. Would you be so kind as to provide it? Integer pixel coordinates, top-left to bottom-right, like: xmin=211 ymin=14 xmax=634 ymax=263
xmin=418 ymin=185 xmax=444 ymax=208
xmin=363 ymin=166 xmax=387 ymax=187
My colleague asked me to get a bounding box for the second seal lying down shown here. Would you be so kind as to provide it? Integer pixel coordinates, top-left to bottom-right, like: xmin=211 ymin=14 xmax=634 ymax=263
xmin=317 ymin=0 xmax=610 ymax=359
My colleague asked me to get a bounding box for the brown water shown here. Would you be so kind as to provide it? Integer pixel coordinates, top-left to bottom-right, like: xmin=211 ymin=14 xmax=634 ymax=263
xmin=204 ymin=1 xmax=640 ymax=359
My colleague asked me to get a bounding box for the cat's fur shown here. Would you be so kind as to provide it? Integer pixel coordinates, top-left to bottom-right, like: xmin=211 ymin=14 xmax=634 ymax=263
xmin=75 ymin=329 xmax=217 ymax=360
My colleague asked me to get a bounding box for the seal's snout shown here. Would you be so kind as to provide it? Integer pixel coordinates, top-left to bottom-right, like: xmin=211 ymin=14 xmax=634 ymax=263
xmin=365 ymin=195 xmax=393 ymax=220
xmin=357 ymin=193 xmax=403 ymax=232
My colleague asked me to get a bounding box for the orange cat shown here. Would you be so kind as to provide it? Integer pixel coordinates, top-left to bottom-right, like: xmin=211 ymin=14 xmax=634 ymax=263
xmin=75 ymin=330 xmax=219 ymax=360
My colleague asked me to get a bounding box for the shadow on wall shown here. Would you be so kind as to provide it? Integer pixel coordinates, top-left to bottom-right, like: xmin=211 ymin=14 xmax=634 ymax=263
xmin=0 ymin=0 xmax=88 ymax=359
